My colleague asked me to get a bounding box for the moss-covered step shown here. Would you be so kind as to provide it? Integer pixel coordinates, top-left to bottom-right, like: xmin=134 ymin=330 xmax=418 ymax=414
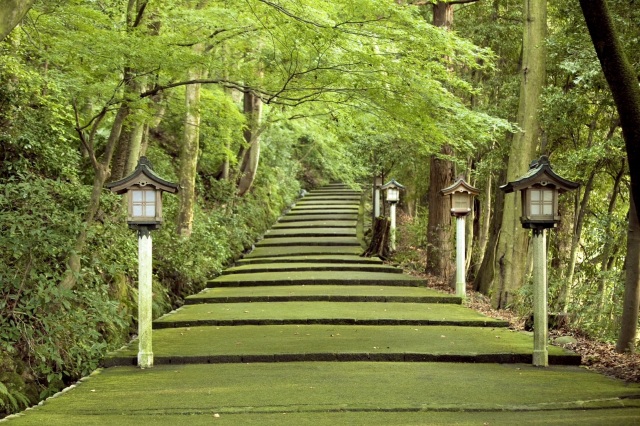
xmin=244 ymin=246 xmax=364 ymax=258
xmin=307 ymin=191 xmax=361 ymax=196
xmin=102 ymin=324 xmax=580 ymax=366
xmin=186 ymin=285 xmax=460 ymax=304
xmin=208 ymin=270 xmax=425 ymax=287
xmin=291 ymin=205 xmax=358 ymax=211
xmin=300 ymin=195 xmax=361 ymax=201
xmin=255 ymin=237 xmax=361 ymax=247
xmin=283 ymin=209 xmax=358 ymax=220
xmin=278 ymin=213 xmax=358 ymax=222
xmin=272 ymin=220 xmax=357 ymax=229
xmin=235 ymin=254 xmax=383 ymax=265
xmin=309 ymin=187 xmax=360 ymax=192
xmin=14 ymin=362 xmax=640 ymax=425
xmin=222 ymin=263 xmax=400 ymax=275
xmin=263 ymin=228 xmax=356 ymax=238
xmin=295 ymin=199 xmax=360 ymax=206
xmin=153 ymin=302 xmax=505 ymax=328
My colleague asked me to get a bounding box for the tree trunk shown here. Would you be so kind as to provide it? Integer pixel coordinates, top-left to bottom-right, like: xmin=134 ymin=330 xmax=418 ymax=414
xmin=557 ymin=169 xmax=595 ymax=312
xmin=489 ymin=0 xmax=546 ymax=309
xmin=363 ymin=216 xmax=392 ymax=259
xmin=236 ymin=90 xmax=263 ymax=196
xmin=425 ymin=146 xmax=455 ymax=280
xmin=177 ymin=53 xmax=204 ymax=238
xmin=579 ymin=0 xmax=640 ymax=224
xmin=474 ymin=168 xmax=492 ymax=277
xmin=124 ymin=117 xmax=145 ymax=175
xmin=616 ymin=197 xmax=640 ymax=353
xmin=108 ymin=0 xmax=149 ymax=180
xmin=60 ymin=106 xmax=126 ymax=290
xmin=425 ymin=2 xmax=455 ymax=281
xmin=0 ymin=0 xmax=34 ymax=41
xmin=598 ymin=160 xmax=625 ymax=312
xmin=474 ymin=161 xmax=507 ymax=294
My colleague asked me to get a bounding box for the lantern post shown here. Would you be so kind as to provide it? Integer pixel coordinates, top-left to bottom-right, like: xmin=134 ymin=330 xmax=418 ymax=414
xmin=107 ymin=157 xmax=179 ymax=368
xmin=501 ymin=156 xmax=578 ymax=366
xmin=440 ymin=178 xmax=479 ymax=298
xmin=381 ymin=179 xmax=405 ymax=251
xmin=373 ymin=175 xmax=383 ymax=219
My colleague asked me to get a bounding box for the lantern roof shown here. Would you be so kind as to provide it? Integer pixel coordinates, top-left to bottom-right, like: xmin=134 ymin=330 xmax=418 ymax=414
xmin=107 ymin=157 xmax=179 ymax=195
xmin=500 ymin=155 xmax=579 ymax=194
xmin=381 ymin=179 xmax=405 ymax=191
xmin=440 ymin=178 xmax=480 ymax=197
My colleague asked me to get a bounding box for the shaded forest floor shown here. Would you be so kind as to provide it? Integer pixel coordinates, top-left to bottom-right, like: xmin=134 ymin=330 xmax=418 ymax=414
xmin=390 ymin=216 xmax=640 ymax=384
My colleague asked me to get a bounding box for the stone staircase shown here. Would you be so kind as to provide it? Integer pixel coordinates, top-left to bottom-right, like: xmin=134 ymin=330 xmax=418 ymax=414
xmin=103 ymin=183 xmax=579 ymax=367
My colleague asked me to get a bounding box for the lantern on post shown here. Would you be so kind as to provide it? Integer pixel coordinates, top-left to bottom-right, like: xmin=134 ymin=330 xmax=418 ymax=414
xmin=441 ymin=178 xmax=480 ymax=298
xmin=107 ymin=157 xmax=179 ymax=368
xmin=501 ymin=155 xmax=578 ymax=367
xmin=373 ymin=175 xmax=383 ymax=219
xmin=381 ymin=179 xmax=405 ymax=251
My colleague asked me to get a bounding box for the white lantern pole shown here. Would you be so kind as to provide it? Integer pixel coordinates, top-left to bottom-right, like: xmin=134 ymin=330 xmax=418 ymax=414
xmin=137 ymin=227 xmax=153 ymax=368
xmin=532 ymin=228 xmax=548 ymax=367
xmin=389 ymin=201 xmax=397 ymax=251
xmin=455 ymin=215 xmax=466 ymax=298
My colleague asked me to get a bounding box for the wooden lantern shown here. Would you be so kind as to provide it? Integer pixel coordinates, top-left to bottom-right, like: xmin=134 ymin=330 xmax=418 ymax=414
xmin=500 ymin=156 xmax=578 ymax=230
xmin=107 ymin=157 xmax=179 ymax=230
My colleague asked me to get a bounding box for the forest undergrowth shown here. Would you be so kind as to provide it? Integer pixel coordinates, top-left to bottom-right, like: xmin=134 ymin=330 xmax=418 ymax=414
xmin=392 ymin=212 xmax=640 ymax=383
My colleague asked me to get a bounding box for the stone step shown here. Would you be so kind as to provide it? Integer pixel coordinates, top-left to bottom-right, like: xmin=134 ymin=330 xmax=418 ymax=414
xmin=301 ymin=195 xmax=361 ymax=201
xmin=308 ymin=191 xmax=360 ymax=195
xmin=153 ymin=302 xmax=508 ymax=329
xmin=296 ymin=199 xmax=360 ymax=206
xmin=102 ymin=325 xmax=581 ymax=367
xmin=186 ymin=285 xmax=459 ymax=304
xmin=221 ymin=263 xmax=400 ymax=275
xmin=278 ymin=213 xmax=358 ymax=222
xmin=263 ymin=228 xmax=356 ymax=238
xmin=208 ymin=271 xmax=425 ymax=287
xmin=272 ymin=220 xmax=357 ymax=229
xmin=235 ymin=255 xmax=383 ymax=265
xmin=244 ymin=246 xmax=364 ymax=258
xmin=289 ymin=203 xmax=359 ymax=213
xmin=61 ymin=363 xmax=640 ymax=420
xmin=254 ymin=237 xmax=361 ymax=247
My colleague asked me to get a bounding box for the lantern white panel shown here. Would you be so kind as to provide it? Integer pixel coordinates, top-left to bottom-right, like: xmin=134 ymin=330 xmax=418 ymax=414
xmin=145 ymin=204 xmax=155 ymax=217
xmin=132 ymin=190 xmax=144 ymax=202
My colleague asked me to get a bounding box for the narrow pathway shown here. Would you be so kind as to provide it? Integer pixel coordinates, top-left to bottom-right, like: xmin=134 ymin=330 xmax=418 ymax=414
xmin=7 ymin=184 xmax=640 ymax=425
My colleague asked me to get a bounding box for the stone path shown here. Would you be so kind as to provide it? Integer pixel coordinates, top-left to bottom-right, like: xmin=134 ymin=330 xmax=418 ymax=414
xmin=7 ymin=183 xmax=640 ymax=425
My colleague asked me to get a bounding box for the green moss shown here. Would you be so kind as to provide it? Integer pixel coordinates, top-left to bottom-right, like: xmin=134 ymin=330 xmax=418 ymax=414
xmin=245 ymin=246 xmax=364 ymax=258
xmin=264 ymin=228 xmax=356 ymax=237
xmin=235 ymin=255 xmax=382 ymax=265
xmin=272 ymin=220 xmax=357 ymax=228
xmin=209 ymin=270 xmax=425 ymax=286
xmin=155 ymin=302 xmax=503 ymax=325
xmin=106 ymin=325 xmax=574 ymax=358
xmin=255 ymin=236 xmax=361 ymax=247
xmin=8 ymin=363 xmax=640 ymax=425
xmin=188 ymin=285 xmax=453 ymax=300
xmin=223 ymin=262 xmax=399 ymax=275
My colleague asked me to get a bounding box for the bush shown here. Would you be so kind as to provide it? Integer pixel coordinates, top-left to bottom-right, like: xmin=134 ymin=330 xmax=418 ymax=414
xmin=0 ymin=177 xmax=135 ymax=413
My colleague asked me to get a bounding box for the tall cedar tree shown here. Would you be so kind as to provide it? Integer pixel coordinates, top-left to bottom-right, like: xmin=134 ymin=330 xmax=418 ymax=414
xmin=579 ymin=0 xmax=640 ymax=353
